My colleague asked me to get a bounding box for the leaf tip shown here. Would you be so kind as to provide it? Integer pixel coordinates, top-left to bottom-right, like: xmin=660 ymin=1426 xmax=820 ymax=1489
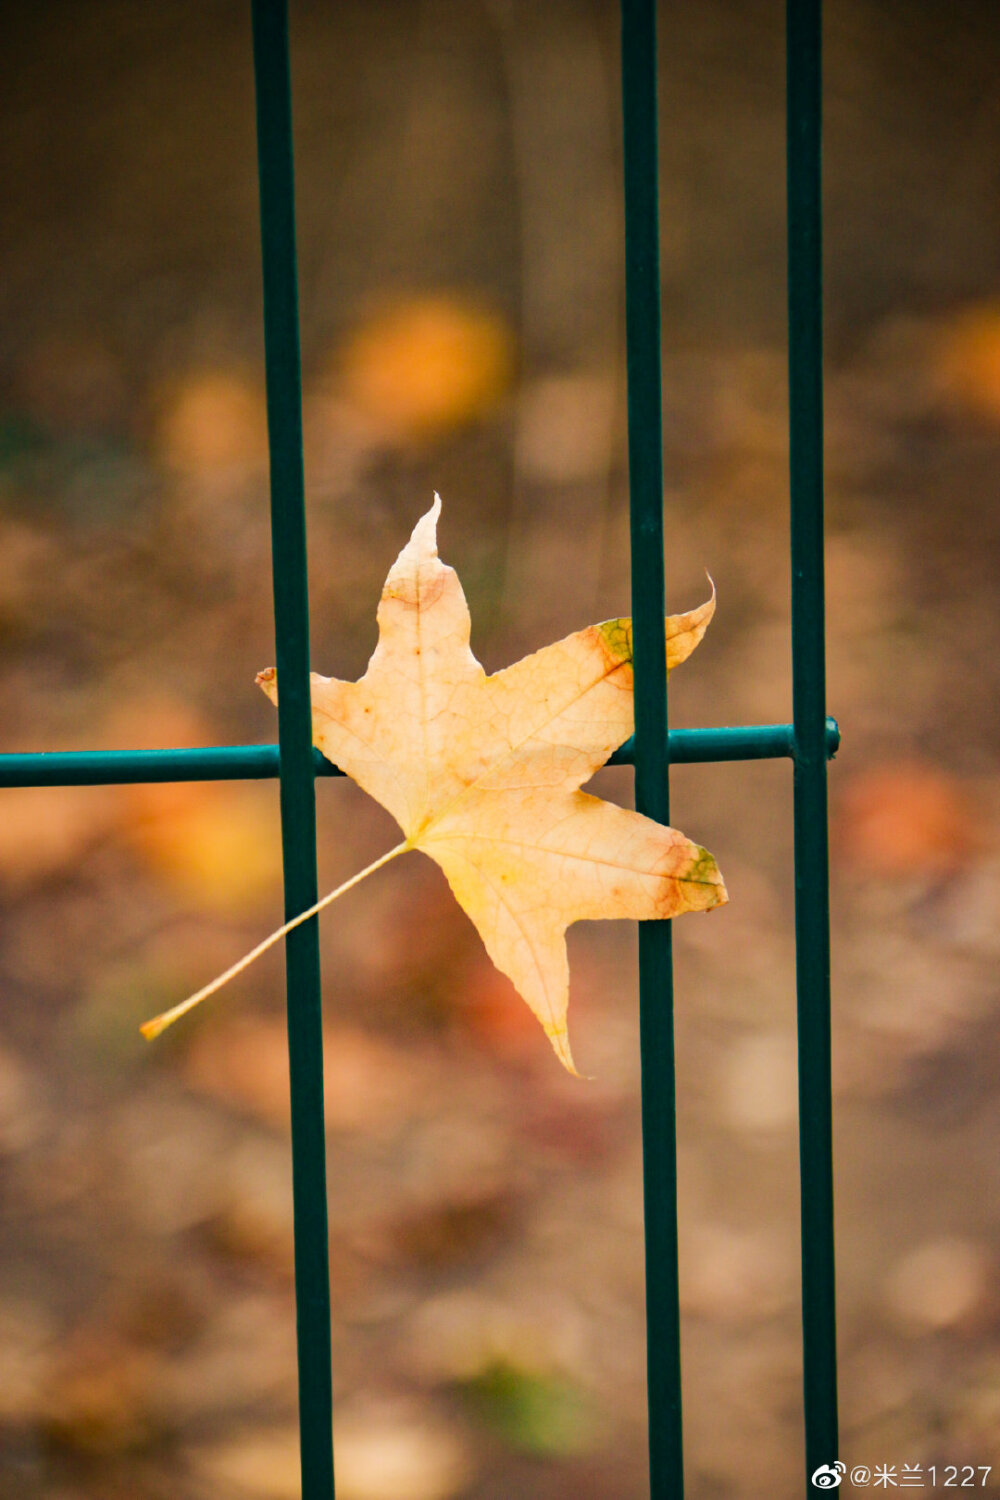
xmin=665 ymin=587 xmax=717 ymax=674
xmin=407 ymin=493 xmax=443 ymax=559
xmin=688 ymin=844 xmax=728 ymax=909
xmin=545 ymin=1024 xmax=589 ymax=1079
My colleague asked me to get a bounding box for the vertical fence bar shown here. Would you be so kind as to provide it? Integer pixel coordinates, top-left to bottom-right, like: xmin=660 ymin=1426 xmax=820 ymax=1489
xmin=621 ymin=2 xmax=685 ymax=1494
xmin=251 ymin=3 xmax=336 ymax=1497
xmin=787 ymin=0 xmax=839 ymax=1483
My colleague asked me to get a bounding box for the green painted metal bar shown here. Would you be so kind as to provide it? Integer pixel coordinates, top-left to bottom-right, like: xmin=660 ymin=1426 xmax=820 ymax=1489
xmin=0 ymin=720 xmax=840 ymax=788
xmin=251 ymin=3 xmax=335 ymax=1498
xmin=787 ymin=0 xmax=839 ymax=1484
xmin=0 ymin=746 xmax=286 ymax=786
xmin=608 ymin=719 xmax=839 ymax=767
xmin=620 ymin=0 xmax=684 ymax=1493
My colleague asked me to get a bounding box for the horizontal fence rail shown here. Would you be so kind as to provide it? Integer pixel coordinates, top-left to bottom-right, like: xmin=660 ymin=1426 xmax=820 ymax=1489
xmin=0 ymin=721 xmax=840 ymax=788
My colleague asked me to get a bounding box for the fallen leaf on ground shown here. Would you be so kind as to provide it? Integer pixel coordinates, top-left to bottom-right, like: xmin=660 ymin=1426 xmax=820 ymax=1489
xmin=145 ymin=497 xmax=726 ymax=1071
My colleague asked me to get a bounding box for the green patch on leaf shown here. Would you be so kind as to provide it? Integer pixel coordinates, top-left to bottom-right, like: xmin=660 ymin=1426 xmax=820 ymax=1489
xmin=595 ymin=616 xmax=633 ymax=666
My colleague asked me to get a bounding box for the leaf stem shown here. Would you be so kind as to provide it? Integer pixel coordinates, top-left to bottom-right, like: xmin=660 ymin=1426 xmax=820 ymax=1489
xmin=140 ymin=839 xmax=411 ymax=1039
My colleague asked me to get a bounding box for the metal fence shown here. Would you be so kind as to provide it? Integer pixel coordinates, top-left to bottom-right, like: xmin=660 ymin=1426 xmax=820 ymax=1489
xmin=0 ymin=1 xmax=838 ymax=1495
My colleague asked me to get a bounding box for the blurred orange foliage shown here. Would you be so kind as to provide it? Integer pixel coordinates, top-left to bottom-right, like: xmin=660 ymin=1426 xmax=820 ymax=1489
xmin=183 ymin=1015 xmax=422 ymax=1135
xmin=835 ymin=761 xmax=980 ymax=877
xmin=153 ymin=370 xmax=268 ymax=478
xmin=933 ymin=301 xmax=1000 ymax=421
xmin=337 ymin=294 xmax=514 ymax=442
xmin=124 ymin=781 xmax=282 ymax=916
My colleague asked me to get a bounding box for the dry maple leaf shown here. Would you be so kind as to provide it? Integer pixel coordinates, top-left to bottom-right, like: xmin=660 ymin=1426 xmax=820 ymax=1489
xmin=143 ymin=496 xmax=726 ymax=1072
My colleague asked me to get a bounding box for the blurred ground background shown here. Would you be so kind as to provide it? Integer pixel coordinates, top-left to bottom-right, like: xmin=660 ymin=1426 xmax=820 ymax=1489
xmin=2 ymin=1 xmax=1000 ymax=1496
